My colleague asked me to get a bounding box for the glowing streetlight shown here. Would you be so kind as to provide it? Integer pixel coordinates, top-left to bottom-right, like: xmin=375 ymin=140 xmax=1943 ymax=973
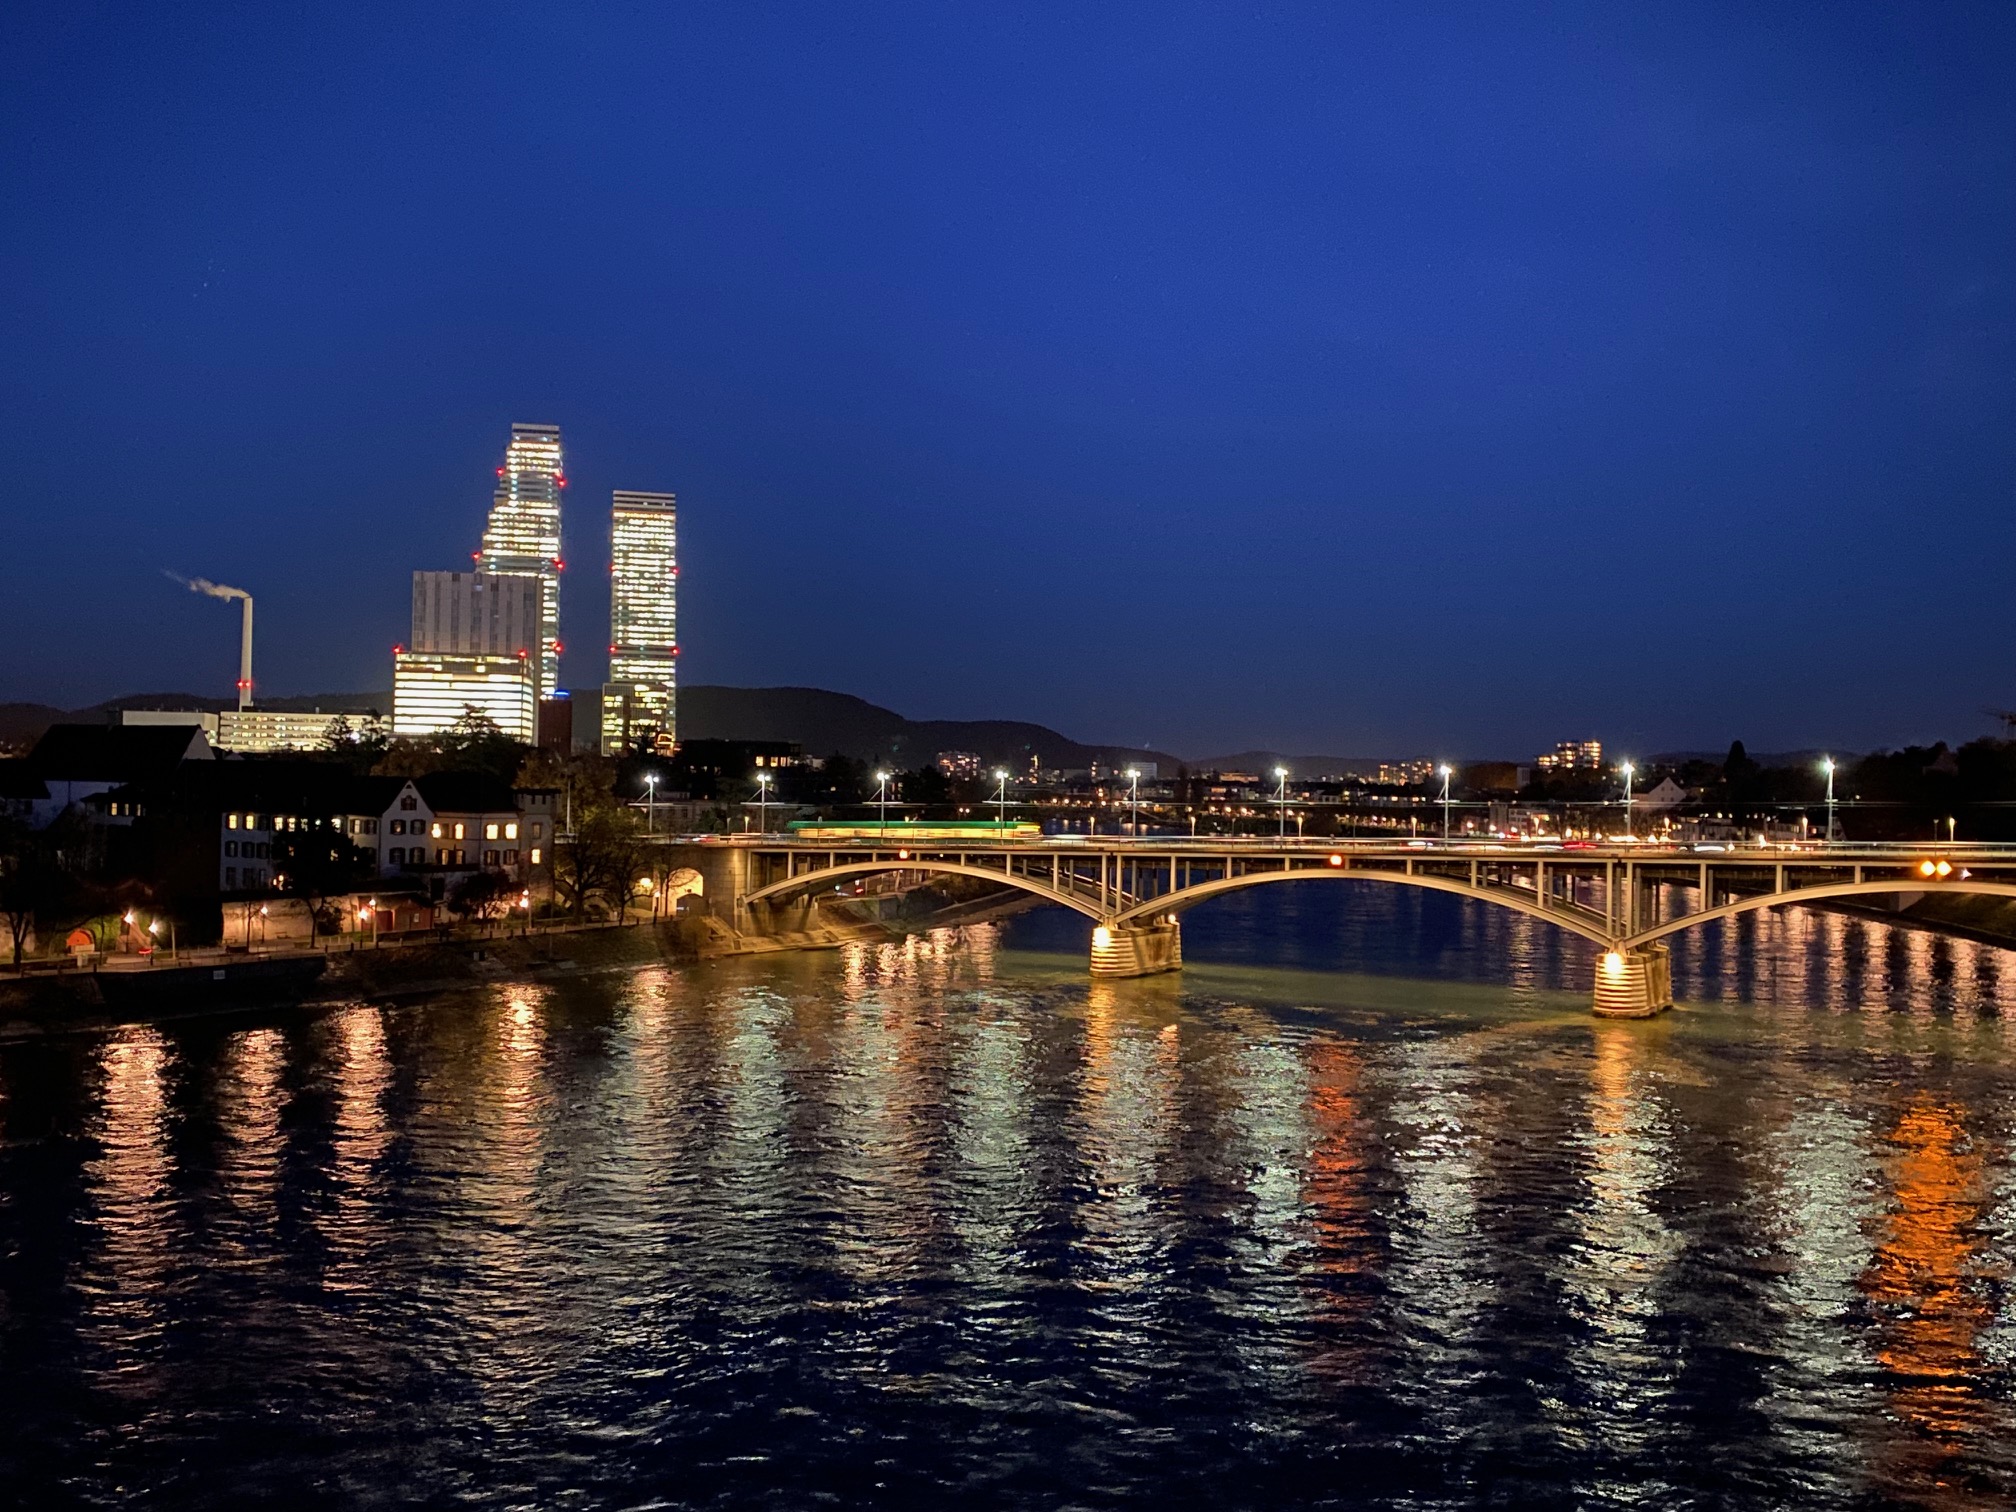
xmin=644 ymin=771 xmax=658 ymax=835
xmin=1126 ymin=768 xmax=1141 ymax=837
xmin=1438 ymin=764 xmax=1453 ymax=841
xmin=1620 ymin=762 xmax=1635 ymax=838
xmin=754 ymin=770 xmax=773 ymax=833
xmin=875 ymin=770 xmax=892 ymax=835
xmin=1274 ymin=767 xmax=1289 ymax=838
xmin=992 ymin=769 xmax=1011 ymax=831
xmin=1821 ymin=757 xmax=1837 ymax=842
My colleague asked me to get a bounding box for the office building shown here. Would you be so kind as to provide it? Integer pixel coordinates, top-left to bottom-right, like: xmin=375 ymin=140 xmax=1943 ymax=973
xmin=217 ymin=709 xmax=386 ymax=753
xmin=479 ymin=423 xmax=564 ymax=697
xmin=411 ymin=571 xmax=543 ymax=674
xmin=392 ymin=651 xmax=536 ymax=742
xmin=601 ymin=489 xmax=678 ymax=754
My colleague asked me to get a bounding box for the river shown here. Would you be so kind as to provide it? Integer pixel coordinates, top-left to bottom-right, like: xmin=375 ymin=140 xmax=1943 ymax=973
xmin=1 ymin=885 xmax=2011 ymax=1508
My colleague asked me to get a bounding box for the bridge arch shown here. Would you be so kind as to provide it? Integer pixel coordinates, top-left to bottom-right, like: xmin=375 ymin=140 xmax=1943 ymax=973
xmin=1110 ymin=868 xmax=1617 ymax=946
xmin=1618 ymin=878 xmax=2016 ymax=951
xmin=741 ymin=859 xmax=1106 ymax=920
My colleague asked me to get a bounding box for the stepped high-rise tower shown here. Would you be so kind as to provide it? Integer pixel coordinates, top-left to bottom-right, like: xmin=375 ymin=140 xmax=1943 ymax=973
xmin=478 ymin=423 xmax=564 ymax=698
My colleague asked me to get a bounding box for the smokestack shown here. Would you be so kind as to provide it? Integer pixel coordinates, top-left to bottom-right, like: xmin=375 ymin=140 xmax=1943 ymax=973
xmin=172 ymin=574 xmax=255 ymax=711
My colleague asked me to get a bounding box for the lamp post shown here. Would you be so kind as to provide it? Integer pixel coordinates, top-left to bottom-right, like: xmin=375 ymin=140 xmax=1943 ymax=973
xmin=875 ymin=770 xmax=892 ymax=835
xmin=644 ymin=772 xmax=658 ymax=835
xmin=1821 ymin=757 xmax=1837 ymax=843
xmin=1438 ymin=765 xmax=1453 ymax=841
xmin=1274 ymin=767 xmax=1289 ymax=838
xmin=755 ymin=771 xmax=772 ymax=834
xmin=519 ymin=889 xmax=532 ymax=937
xmin=1126 ymin=768 xmax=1141 ymax=837
xmin=992 ymin=769 xmax=1011 ymax=831
xmin=1621 ymin=762 xmax=1635 ymax=838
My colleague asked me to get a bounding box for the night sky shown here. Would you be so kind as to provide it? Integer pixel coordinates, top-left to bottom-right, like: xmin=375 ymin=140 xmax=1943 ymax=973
xmin=5 ymin=3 xmax=2012 ymax=760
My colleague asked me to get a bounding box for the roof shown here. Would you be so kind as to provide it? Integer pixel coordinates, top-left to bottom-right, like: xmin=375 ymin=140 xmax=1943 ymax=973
xmin=415 ymin=771 xmax=520 ymax=814
xmin=27 ymin=723 xmax=215 ymax=782
xmin=0 ymin=759 xmax=48 ymax=801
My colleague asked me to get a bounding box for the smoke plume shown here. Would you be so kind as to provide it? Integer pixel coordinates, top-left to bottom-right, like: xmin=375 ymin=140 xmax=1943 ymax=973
xmin=165 ymin=570 xmax=250 ymax=603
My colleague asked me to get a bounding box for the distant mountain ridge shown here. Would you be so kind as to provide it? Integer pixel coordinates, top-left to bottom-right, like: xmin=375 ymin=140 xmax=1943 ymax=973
xmin=0 ymin=685 xmax=1179 ymax=773
xmin=679 ymin=686 xmax=1181 ymax=773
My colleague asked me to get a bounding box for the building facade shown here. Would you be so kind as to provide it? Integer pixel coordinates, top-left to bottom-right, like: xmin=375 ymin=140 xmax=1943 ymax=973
xmin=601 ymin=488 xmax=678 ymax=754
xmin=411 ymin=571 xmax=543 ymax=668
xmin=391 ymin=651 xmax=537 ymax=741
xmin=1536 ymin=739 xmax=1605 ymax=772
xmin=216 ymin=708 xmax=386 ymax=753
xmin=478 ymin=423 xmax=565 ymax=698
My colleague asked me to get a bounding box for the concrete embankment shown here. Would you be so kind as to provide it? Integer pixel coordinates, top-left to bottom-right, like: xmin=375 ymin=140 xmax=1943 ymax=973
xmin=0 ymin=908 xmax=895 ymax=1036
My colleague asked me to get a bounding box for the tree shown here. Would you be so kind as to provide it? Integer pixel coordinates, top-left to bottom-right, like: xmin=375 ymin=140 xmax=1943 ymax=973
xmin=371 ymin=711 xmax=528 ymax=784
xmin=0 ymin=814 xmax=97 ymax=968
xmin=270 ymin=817 xmax=374 ymax=943
xmin=553 ymin=804 xmax=645 ymax=921
xmin=448 ymin=869 xmax=512 ymax=930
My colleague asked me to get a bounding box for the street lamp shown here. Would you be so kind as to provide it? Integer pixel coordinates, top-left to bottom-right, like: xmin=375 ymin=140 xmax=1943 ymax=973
xmin=1126 ymin=768 xmax=1141 ymax=837
xmin=992 ymin=769 xmax=1011 ymax=831
xmin=875 ymin=770 xmax=892 ymax=835
xmin=644 ymin=771 xmax=658 ymax=835
xmin=1438 ymin=764 xmax=1453 ymax=841
xmin=1821 ymin=757 xmax=1837 ymax=843
xmin=1620 ymin=762 xmax=1635 ymax=838
xmin=1274 ymin=768 xmax=1289 ymax=839
xmin=754 ymin=771 xmax=772 ymax=833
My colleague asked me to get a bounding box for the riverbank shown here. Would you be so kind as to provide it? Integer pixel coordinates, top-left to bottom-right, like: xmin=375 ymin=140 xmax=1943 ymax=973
xmin=0 ymin=907 xmax=897 ymax=1037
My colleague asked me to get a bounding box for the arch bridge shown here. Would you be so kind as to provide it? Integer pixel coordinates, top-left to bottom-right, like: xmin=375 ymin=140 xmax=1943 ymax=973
xmin=694 ymin=836 xmax=2016 ymax=1017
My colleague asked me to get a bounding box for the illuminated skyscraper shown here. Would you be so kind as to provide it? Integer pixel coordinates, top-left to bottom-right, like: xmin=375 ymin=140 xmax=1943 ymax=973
xmin=601 ymin=490 xmax=677 ymax=754
xmin=479 ymin=423 xmax=564 ymax=698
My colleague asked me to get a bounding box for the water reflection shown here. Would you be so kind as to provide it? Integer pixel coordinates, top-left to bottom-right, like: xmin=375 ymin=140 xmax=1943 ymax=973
xmin=6 ymin=905 xmax=2016 ymax=1509
xmin=77 ymin=1031 xmax=177 ymax=1392
xmin=1861 ymin=1097 xmax=2004 ymax=1506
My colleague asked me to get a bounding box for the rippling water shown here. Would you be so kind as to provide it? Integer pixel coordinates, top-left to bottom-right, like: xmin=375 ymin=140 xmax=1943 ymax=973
xmin=2 ymin=886 xmax=2013 ymax=1509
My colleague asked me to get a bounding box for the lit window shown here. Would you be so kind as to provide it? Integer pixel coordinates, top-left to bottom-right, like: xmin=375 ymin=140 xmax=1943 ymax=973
xmin=504 ymin=822 xmax=518 ymax=840
xmin=431 ymin=823 xmax=443 ymax=839
xmin=529 ymin=847 xmax=542 ymax=864
xmin=485 ymin=822 xmax=499 ymax=841
xmin=228 ymin=813 xmax=240 ymax=830
xmin=453 ymin=823 xmax=466 ymax=840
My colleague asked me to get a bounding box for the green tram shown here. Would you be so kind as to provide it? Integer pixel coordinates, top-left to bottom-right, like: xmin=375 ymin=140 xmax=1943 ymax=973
xmin=786 ymin=819 xmax=1044 ymax=843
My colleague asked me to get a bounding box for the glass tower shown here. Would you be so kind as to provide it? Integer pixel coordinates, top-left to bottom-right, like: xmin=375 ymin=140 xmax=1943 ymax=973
xmin=479 ymin=423 xmax=564 ymax=698
xmin=601 ymin=490 xmax=677 ymax=754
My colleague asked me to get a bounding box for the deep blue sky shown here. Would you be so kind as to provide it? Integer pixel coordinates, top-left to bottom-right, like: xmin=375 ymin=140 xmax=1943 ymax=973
xmin=4 ymin=3 xmax=2013 ymax=759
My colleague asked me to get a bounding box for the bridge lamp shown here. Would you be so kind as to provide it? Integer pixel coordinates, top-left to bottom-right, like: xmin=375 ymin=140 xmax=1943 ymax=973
xmin=1621 ymin=762 xmax=1635 ymax=838
xmin=993 ymin=769 xmax=1012 ymax=830
xmin=875 ymin=771 xmax=892 ymax=834
xmin=644 ymin=772 xmax=658 ymax=836
xmin=1126 ymin=768 xmax=1141 ymax=836
xmin=1328 ymin=853 xmax=1344 ymax=867
xmin=1602 ymin=950 xmax=1625 ymax=978
xmin=755 ymin=771 xmax=773 ymax=833
xmin=1274 ymin=768 xmax=1289 ymax=838
xmin=1821 ymin=757 xmax=1837 ymax=843
xmin=1437 ymin=765 xmax=1453 ymax=841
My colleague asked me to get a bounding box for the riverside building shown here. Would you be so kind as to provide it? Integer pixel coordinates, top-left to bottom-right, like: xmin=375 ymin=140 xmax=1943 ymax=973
xmin=479 ymin=423 xmax=565 ymax=698
xmin=600 ymin=489 xmax=678 ymax=754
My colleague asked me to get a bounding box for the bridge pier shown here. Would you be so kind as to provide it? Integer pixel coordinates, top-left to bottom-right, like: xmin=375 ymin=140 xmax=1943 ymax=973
xmin=1090 ymin=919 xmax=1182 ymax=978
xmin=1592 ymin=944 xmax=1672 ymax=1018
